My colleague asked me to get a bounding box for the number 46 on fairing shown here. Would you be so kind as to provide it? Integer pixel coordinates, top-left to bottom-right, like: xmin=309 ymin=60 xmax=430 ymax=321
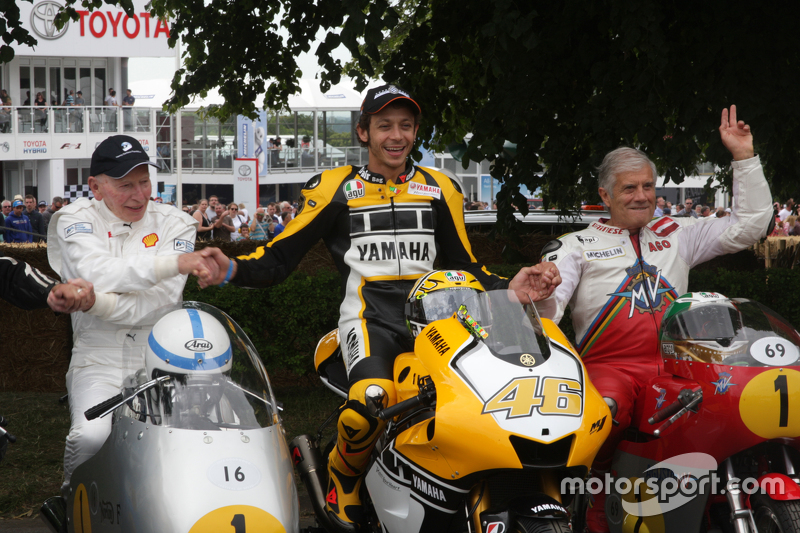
xmin=482 ymin=376 xmax=582 ymax=419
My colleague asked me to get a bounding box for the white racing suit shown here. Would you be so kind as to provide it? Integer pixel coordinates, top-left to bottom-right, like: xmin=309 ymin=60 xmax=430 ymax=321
xmin=47 ymin=198 xmax=197 ymax=488
xmin=536 ymin=155 xmax=772 ymax=471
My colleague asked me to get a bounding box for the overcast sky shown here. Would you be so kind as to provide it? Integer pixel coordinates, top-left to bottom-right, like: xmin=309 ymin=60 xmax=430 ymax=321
xmin=128 ymin=27 xmax=355 ymax=86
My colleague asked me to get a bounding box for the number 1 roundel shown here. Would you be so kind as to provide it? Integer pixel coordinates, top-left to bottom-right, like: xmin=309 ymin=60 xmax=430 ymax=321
xmin=188 ymin=505 xmax=286 ymax=533
xmin=739 ymin=368 xmax=800 ymax=439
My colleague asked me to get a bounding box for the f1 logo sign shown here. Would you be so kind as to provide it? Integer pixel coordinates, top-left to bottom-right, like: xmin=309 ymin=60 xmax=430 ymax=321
xmin=486 ymin=522 xmax=505 ymax=533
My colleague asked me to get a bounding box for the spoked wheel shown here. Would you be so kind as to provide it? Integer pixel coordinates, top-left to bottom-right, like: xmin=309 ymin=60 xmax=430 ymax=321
xmin=512 ymin=517 xmax=572 ymax=533
xmin=752 ymin=494 xmax=800 ymax=533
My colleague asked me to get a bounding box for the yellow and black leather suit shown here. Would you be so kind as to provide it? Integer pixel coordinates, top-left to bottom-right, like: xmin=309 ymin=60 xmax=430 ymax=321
xmin=232 ymin=162 xmax=508 ymax=525
xmin=232 ymin=162 xmax=508 ymax=380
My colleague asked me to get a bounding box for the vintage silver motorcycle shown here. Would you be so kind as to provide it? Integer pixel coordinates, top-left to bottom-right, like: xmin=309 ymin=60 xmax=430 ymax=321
xmin=41 ymin=301 xmax=299 ymax=533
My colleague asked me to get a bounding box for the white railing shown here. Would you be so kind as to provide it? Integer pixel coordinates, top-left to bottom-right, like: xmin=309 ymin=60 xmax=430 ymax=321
xmin=0 ymin=105 xmax=152 ymax=135
xmin=172 ymin=145 xmax=370 ymax=174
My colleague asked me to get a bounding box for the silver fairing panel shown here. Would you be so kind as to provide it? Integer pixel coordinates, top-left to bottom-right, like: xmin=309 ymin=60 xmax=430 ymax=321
xmin=365 ymin=442 xmax=470 ymax=533
xmin=67 ymin=415 xmax=298 ymax=532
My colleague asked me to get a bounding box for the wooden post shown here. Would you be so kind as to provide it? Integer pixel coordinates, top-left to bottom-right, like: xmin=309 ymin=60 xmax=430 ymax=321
xmin=766 ymin=239 xmax=772 ymax=269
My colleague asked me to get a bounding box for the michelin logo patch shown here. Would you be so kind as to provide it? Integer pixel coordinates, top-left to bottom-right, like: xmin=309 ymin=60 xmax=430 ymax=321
xmin=174 ymin=239 xmax=194 ymax=253
xmin=408 ymin=181 xmax=441 ymax=199
xmin=584 ymin=246 xmax=626 ymax=261
xmin=65 ymin=222 xmax=93 ymax=239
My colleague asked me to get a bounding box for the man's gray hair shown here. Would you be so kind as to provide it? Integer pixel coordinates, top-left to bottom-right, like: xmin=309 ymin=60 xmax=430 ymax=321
xmin=598 ymin=147 xmax=657 ymax=197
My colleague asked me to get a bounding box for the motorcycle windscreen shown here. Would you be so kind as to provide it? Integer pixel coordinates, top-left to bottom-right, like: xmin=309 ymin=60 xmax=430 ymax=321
xmin=456 ymin=290 xmax=552 ymax=363
xmin=662 ymin=298 xmax=800 ymax=367
xmin=120 ymin=301 xmax=280 ymax=430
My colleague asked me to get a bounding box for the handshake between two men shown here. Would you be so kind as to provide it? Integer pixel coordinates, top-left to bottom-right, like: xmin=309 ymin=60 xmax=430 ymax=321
xmin=176 ymin=247 xmax=562 ymax=304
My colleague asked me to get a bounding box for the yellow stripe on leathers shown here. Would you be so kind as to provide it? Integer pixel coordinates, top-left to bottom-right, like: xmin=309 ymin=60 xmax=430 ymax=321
xmin=391 ymin=316 xmax=611 ymax=481
xmin=237 ymin=166 xmax=353 ymax=262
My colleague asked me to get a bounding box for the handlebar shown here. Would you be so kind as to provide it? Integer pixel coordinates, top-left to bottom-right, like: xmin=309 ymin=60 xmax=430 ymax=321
xmin=84 ymin=375 xmax=172 ymax=421
xmin=648 ymin=388 xmax=701 ymax=425
xmin=649 ymin=388 xmax=703 ymax=437
xmin=85 ymin=394 xmax=125 ymax=421
xmin=378 ymin=395 xmax=426 ymax=421
xmin=377 ymin=376 xmax=436 ymax=421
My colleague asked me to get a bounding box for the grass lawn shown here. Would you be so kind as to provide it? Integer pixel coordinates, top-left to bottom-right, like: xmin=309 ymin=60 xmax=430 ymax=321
xmin=0 ymin=382 xmax=343 ymax=519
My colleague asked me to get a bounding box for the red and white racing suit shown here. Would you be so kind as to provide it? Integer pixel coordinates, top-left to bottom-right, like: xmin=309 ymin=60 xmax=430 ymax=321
xmin=536 ymin=156 xmax=772 ymax=465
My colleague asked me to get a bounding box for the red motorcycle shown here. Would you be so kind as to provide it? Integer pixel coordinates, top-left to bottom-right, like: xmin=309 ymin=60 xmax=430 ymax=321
xmin=576 ymin=293 xmax=800 ymax=533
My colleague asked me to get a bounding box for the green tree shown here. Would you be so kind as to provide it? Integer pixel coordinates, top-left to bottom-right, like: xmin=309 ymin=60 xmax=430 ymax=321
xmin=0 ymin=0 xmax=37 ymax=63
xmin=146 ymin=0 xmax=800 ymax=233
xmin=10 ymin=0 xmax=800 ymax=233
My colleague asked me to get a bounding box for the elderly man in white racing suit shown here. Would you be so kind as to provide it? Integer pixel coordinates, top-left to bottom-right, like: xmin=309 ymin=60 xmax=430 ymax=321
xmin=194 ymin=84 xmax=560 ymax=530
xmin=48 ymin=135 xmax=211 ymax=493
xmin=535 ymin=106 xmax=773 ymax=533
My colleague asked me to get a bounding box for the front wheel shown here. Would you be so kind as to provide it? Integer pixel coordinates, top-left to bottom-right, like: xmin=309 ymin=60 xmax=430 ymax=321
xmin=512 ymin=517 xmax=571 ymax=533
xmin=752 ymin=494 xmax=800 ymax=533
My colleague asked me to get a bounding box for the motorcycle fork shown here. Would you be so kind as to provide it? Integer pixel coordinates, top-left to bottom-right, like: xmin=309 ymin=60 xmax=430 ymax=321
xmin=540 ymin=469 xmax=562 ymax=503
xmin=723 ymin=458 xmax=757 ymax=533
xmin=468 ymin=481 xmax=490 ymax=533
xmin=783 ymin=446 xmax=798 ymax=479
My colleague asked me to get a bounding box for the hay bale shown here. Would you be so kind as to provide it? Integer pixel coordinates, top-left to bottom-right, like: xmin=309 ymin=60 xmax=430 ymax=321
xmin=0 ymin=244 xmax=70 ymax=393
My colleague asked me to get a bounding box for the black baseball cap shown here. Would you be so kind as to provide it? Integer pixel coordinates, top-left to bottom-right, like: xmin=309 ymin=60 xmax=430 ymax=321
xmin=361 ymin=84 xmax=421 ymax=116
xmin=90 ymin=135 xmax=158 ymax=178
xmin=38 ymin=200 xmax=47 ymax=207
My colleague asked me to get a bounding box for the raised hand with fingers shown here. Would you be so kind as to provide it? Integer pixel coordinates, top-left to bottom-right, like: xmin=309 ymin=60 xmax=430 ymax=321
xmin=720 ymin=105 xmax=755 ymax=161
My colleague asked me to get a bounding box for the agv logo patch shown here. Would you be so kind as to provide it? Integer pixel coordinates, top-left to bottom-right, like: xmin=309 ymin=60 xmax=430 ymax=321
xmin=343 ymin=179 xmax=365 ymax=200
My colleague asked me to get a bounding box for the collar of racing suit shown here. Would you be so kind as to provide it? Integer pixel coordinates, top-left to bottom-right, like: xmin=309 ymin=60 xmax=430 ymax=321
xmin=95 ymin=197 xmax=149 ymax=237
xmin=356 ymin=160 xmax=417 ymax=185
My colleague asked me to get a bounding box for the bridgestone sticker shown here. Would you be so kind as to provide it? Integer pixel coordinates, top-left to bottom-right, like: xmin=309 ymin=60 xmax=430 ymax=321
xmin=408 ymin=181 xmax=441 ymax=199
xmin=662 ymin=343 xmax=675 ymax=355
xmin=65 ymin=222 xmax=93 ymax=239
xmin=174 ymin=239 xmax=194 ymax=253
xmin=584 ymin=246 xmax=626 ymax=261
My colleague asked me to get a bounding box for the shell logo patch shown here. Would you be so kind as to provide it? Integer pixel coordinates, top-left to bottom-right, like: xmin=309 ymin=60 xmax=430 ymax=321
xmin=142 ymin=233 xmax=159 ymax=248
xmin=343 ymin=179 xmax=365 ymax=200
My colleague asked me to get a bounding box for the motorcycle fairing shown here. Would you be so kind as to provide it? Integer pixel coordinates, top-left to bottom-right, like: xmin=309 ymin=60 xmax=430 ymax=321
xmin=365 ymin=440 xmax=471 ymax=533
xmin=454 ymin=338 xmax=585 ymax=440
xmin=68 ymin=415 xmax=298 ymax=532
xmin=388 ymin=310 xmax=610 ymax=483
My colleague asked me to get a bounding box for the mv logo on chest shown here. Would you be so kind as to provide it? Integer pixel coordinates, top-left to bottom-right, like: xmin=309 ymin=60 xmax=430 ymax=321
xmin=608 ymin=262 xmax=675 ymax=318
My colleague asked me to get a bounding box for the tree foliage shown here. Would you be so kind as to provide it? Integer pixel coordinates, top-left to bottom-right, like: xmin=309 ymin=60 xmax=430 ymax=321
xmin=367 ymin=0 xmax=800 ymax=233
xmin=7 ymin=0 xmax=800 ymax=234
xmin=0 ymin=0 xmax=37 ymax=63
xmin=141 ymin=0 xmax=799 ymax=234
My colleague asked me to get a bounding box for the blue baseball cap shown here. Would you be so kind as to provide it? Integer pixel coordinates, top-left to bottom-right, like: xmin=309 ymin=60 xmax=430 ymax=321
xmin=12 ymin=200 xmax=23 ymax=208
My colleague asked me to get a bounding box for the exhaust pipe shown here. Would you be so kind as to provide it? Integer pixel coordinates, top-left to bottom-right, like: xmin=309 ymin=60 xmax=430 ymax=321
xmin=40 ymin=496 xmax=67 ymax=533
xmin=290 ymin=434 xmax=347 ymax=533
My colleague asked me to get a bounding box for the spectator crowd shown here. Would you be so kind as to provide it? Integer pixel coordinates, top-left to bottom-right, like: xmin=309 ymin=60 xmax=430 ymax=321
xmin=0 ymin=191 xmax=300 ymax=245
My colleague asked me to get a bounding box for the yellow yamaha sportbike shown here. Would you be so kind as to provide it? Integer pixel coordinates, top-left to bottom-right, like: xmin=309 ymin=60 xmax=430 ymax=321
xmin=291 ymin=289 xmax=611 ymax=533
